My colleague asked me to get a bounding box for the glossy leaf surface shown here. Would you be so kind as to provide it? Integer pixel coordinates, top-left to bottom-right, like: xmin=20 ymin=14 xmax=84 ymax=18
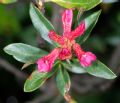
xmin=4 ymin=43 xmax=48 ymax=63
xmin=56 ymin=67 xmax=71 ymax=96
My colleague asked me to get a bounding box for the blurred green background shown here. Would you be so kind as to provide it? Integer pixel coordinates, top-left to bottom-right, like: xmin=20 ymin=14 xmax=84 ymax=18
xmin=0 ymin=1 xmax=120 ymax=103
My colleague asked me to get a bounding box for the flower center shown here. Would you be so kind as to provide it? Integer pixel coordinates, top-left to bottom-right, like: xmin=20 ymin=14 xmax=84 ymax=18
xmin=60 ymin=37 xmax=75 ymax=49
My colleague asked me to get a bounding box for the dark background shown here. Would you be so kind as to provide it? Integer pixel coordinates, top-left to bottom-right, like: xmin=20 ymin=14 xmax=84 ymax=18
xmin=0 ymin=1 xmax=120 ymax=103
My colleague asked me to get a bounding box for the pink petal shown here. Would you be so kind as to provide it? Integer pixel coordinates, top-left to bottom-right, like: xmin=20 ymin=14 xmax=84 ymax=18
xmin=73 ymin=43 xmax=84 ymax=59
xmin=37 ymin=57 xmax=50 ymax=72
xmin=48 ymin=30 xmax=62 ymax=43
xmin=59 ymin=48 xmax=72 ymax=60
xmin=37 ymin=48 xmax=60 ymax=72
xmin=80 ymin=52 xmax=96 ymax=67
xmin=73 ymin=43 xmax=96 ymax=67
xmin=70 ymin=21 xmax=85 ymax=40
xmin=62 ymin=9 xmax=73 ymax=36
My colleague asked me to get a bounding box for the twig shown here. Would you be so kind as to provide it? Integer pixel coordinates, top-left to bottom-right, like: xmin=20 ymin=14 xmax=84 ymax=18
xmin=109 ymin=44 xmax=120 ymax=74
xmin=51 ymin=4 xmax=64 ymax=34
xmin=77 ymin=8 xmax=85 ymax=22
xmin=0 ymin=57 xmax=27 ymax=80
xmin=71 ymin=74 xmax=113 ymax=94
xmin=64 ymin=93 xmax=77 ymax=103
xmin=51 ymin=95 xmax=63 ymax=103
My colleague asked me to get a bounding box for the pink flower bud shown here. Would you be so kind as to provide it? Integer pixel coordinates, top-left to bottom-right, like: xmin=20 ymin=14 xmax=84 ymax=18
xmin=80 ymin=52 xmax=96 ymax=67
xmin=37 ymin=48 xmax=60 ymax=72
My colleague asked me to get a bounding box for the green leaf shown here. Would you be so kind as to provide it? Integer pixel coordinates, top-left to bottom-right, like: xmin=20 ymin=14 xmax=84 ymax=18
xmin=77 ymin=10 xmax=101 ymax=44
xmin=63 ymin=59 xmax=116 ymax=79
xmin=63 ymin=60 xmax=86 ymax=74
xmin=24 ymin=71 xmax=47 ymax=92
xmin=56 ymin=67 xmax=71 ymax=96
xmin=30 ymin=3 xmax=56 ymax=46
xmin=86 ymin=60 xmax=117 ymax=79
xmin=24 ymin=65 xmax=58 ymax=92
xmin=0 ymin=0 xmax=17 ymax=4
xmin=4 ymin=43 xmax=48 ymax=63
xmin=49 ymin=0 xmax=102 ymax=10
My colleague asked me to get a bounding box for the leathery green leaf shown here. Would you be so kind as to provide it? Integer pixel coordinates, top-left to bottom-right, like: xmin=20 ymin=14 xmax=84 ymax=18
xmin=0 ymin=0 xmax=17 ymax=4
xmin=86 ymin=60 xmax=117 ymax=79
xmin=49 ymin=0 xmax=102 ymax=10
xmin=24 ymin=64 xmax=58 ymax=92
xmin=30 ymin=3 xmax=56 ymax=46
xmin=4 ymin=43 xmax=48 ymax=63
xmin=63 ymin=60 xmax=86 ymax=74
xmin=56 ymin=66 xmax=71 ymax=96
xmin=77 ymin=10 xmax=101 ymax=44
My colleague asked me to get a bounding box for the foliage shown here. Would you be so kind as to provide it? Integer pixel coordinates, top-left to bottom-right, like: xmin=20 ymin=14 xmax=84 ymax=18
xmin=0 ymin=0 xmax=17 ymax=4
xmin=49 ymin=0 xmax=102 ymax=10
xmin=3 ymin=0 xmax=118 ymax=102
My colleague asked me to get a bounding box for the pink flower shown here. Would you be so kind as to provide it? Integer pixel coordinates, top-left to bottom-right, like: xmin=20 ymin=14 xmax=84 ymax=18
xmin=37 ymin=9 xmax=96 ymax=72
xmin=48 ymin=9 xmax=85 ymax=60
xmin=37 ymin=48 xmax=60 ymax=72
xmin=80 ymin=52 xmax=96 ymax=67
xmin=73 ymin=43 xmax=96 ymax=67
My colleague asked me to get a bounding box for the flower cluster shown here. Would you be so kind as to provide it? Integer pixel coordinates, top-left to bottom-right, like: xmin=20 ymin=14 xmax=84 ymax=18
xmin=37 ymin=9 xmax=96 ymax=72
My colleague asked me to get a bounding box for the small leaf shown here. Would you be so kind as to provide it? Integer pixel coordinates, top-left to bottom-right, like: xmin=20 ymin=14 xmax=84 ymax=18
xmin=24 ymin=71 xmax=47 ymax=92
xmin=22 ymin=62 xmax=34 ymax=70
xmin=56 ymin=67 xmax=71 ymax=96
xmin=77 ymin=10 xmax=101 ymax=44
xmin=86 ymin=60 xmax=117 ymax=79
xmin=4 ymin=43 xmax=48 ymax=63
xmin=30 ymin=3 xmax=56 ymax=46
xmin=49 ymin=0 xmax=102 ymax=10
xmin=24 ymin=64 xmax=58 ymax=92
xmin=0 ymin=0 xmax=17 ymax=4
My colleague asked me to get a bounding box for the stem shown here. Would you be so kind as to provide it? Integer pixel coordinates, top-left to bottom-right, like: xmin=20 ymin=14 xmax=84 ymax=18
xmin=64 ymin=93 xmax=77 ymax=103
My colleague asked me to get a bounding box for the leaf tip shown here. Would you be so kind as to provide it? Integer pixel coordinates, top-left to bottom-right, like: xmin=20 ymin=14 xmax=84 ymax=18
xmin=23 ymin=82 xmax=28 ymax=92
xmin=23 ymin=81 xmax=34 ymax=93
xmin=3 ymin=45 xmax=9 ymax=54
xmin=109 ymin=74 xmax=117 ymax=79
xmin=21 ymin=62 xmax=34 ymax=70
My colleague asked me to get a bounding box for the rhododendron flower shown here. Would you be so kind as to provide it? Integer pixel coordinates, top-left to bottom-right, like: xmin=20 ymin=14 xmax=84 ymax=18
xmin=37 ymin=9 xmax=96 ymax=72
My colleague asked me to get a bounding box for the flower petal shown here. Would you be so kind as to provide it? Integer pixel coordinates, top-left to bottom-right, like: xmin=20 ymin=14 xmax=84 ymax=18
xmin=73 ymin=43 xmax=84 ymax=59
xmin=80 ymin=52 xmax=96 ymax=67
xmin=37 ymin=48 xmax=60 ymax=72
xmin=59 ymin=48 xmax=72 ymax=60
xmin=73 ymin=43 xmax=96 ymax=67
xmin=37 ymin=57 xmax=49 ymax=72
xmin=62 ymin=9 xmax=73 ymax=36
xmin=70 ymin=21 xmax=85 ymax=40
xmin=48 ymin=30 xmax=62 ymax=43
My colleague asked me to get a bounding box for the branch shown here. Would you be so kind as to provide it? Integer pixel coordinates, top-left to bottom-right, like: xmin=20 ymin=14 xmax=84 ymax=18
xmin=109 ymin=44 xmax=120 ymax=74
xmin=51 ymin=4 xmax=64 ymax=34
xmin=0 ymin=57 xmax=27 ymax=80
